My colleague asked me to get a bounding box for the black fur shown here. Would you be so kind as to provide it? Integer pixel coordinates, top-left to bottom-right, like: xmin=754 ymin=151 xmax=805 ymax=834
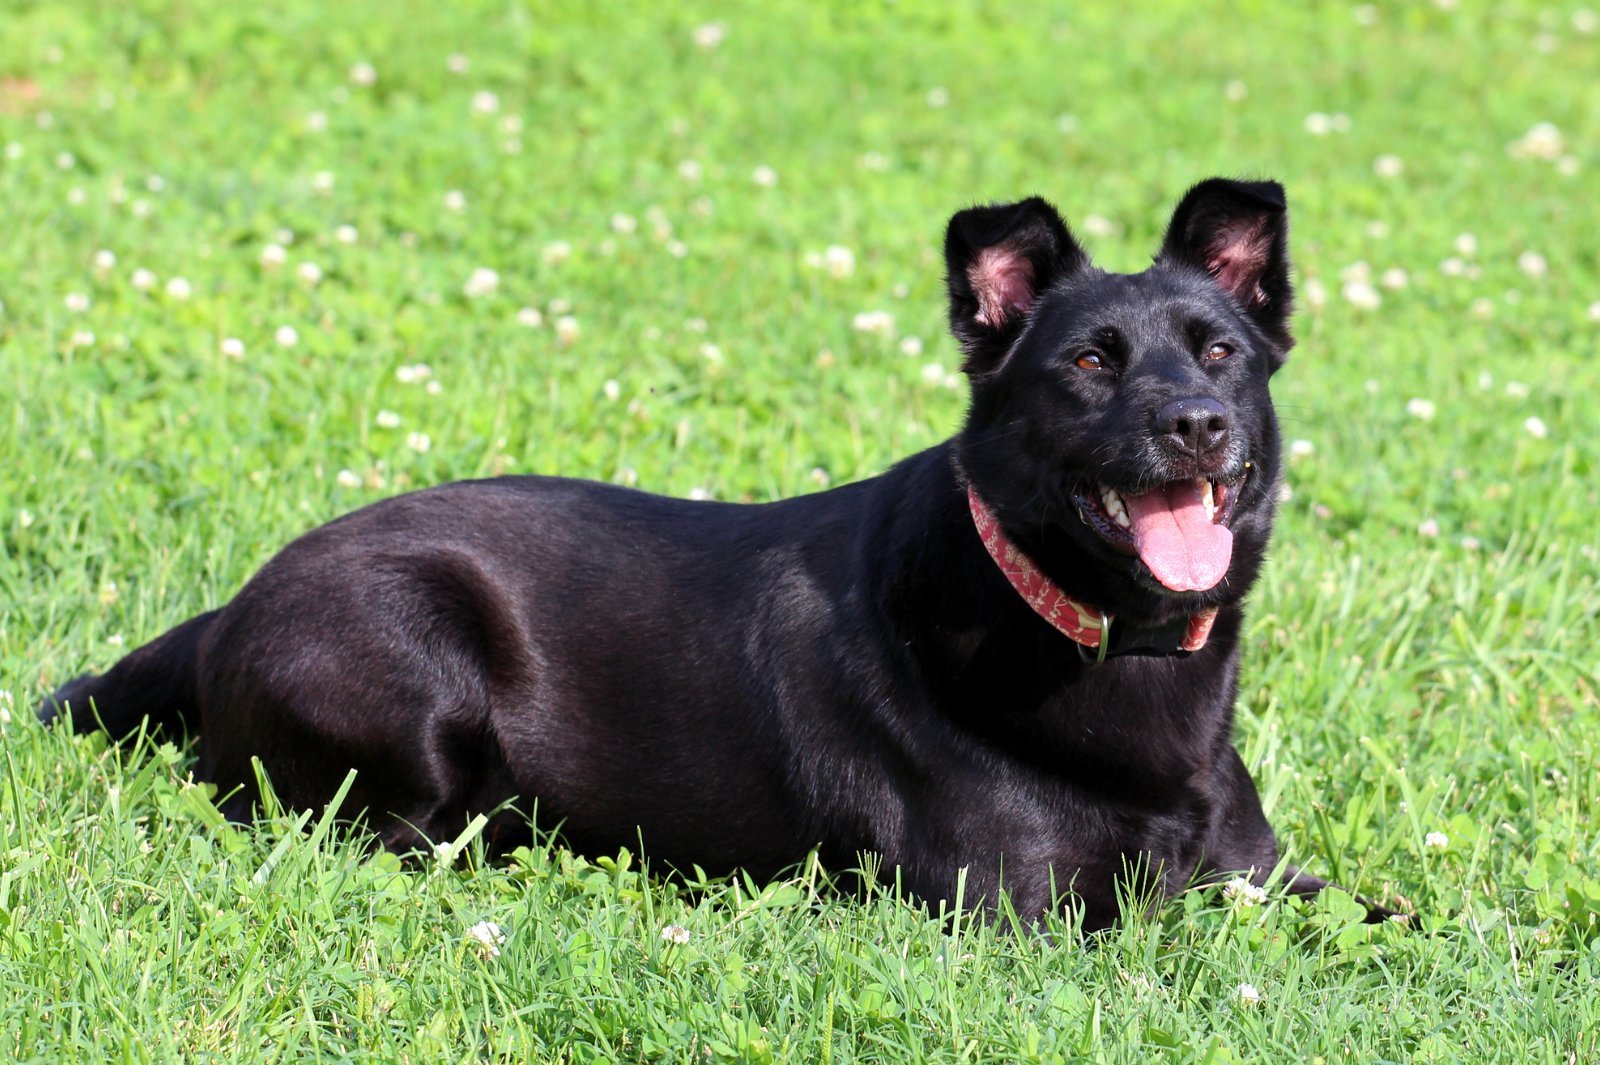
xmin=43 ymin=179 xmax=1395 ymax=930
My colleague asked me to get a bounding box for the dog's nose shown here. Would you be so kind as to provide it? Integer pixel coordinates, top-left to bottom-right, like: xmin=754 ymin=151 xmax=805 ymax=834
xmin=1156 ymin=397 xmax=1230 ymax=458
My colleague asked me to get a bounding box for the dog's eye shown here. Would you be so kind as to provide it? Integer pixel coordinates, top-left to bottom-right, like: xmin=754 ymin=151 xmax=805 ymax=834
xmin=1205 ymin=342 xmax=1234 ymax=361
xmin=1074 ymin=350 xmax=1105 ymax=371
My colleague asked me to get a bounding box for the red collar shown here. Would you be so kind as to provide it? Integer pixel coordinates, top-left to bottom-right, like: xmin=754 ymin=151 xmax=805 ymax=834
xmin=966 ymin=485 xmax=1217 ymax=660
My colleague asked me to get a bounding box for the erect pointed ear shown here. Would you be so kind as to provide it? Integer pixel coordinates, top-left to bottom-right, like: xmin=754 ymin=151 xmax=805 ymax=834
xmin=1159 ymin=178 xmax=1294 ymax=364
xmin=945 ymin=197 xmax=1088 ymax=373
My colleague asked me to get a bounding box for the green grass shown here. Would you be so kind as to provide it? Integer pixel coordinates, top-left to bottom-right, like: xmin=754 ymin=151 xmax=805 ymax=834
xmin=3 ymin=0 xmax=1599 ymax=1060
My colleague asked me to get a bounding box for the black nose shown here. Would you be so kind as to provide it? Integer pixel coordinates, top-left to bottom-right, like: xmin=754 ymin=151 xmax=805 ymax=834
xmin=1156 ymin=397 xmax=1230 ymax=458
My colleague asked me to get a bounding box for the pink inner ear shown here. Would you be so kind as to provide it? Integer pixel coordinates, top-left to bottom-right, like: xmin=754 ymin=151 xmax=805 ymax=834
xmin=1202 ymin=217 xmax=1271 ymax=306
xmin=969 ymin=245 xmax=1036 ymax=328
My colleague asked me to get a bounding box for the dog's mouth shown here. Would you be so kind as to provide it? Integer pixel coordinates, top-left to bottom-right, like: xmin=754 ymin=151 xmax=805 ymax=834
xmin=1072 ymin=471 xmax=1247 ymax=593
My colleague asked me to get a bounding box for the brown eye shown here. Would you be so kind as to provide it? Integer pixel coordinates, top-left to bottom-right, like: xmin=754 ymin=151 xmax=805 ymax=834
xmin=1205 ymin=342 xmax=1234 ymax=361
xmin=1075 ymin=350 xmax=1104 ymax=370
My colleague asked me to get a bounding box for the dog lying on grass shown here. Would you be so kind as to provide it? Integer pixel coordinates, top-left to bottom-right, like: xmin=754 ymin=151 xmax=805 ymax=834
xmin=44 ymin=178 xmax=1395 ymax=929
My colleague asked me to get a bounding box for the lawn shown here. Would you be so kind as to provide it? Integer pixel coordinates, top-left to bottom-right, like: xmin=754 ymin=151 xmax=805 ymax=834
xmin=2 ymin=1 xmax=1598 ymax=1060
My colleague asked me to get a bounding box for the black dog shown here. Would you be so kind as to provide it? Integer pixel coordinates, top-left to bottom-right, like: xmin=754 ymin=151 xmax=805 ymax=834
xmin=44 ymin=178 xmax=1386 ymax=930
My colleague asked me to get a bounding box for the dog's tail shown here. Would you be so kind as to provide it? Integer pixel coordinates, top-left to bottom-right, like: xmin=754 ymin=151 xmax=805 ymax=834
xmin=38 ymin=609 xmax=220 ymax=741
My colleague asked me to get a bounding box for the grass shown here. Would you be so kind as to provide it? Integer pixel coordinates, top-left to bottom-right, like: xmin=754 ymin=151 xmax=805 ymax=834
xmin=3 ymin=0 xmax=1599 ymax=1060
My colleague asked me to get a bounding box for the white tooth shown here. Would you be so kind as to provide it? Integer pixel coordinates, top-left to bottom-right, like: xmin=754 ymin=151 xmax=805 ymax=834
xmin=1201 ymin=480 xmax=1216 ymax=522
xmin=1113 ymin=509 xmax=1131 ymax=529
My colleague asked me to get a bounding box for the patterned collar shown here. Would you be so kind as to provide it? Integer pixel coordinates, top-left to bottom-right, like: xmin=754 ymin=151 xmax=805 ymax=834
xmin=966 ymin=485 xmax=1218 ymax=662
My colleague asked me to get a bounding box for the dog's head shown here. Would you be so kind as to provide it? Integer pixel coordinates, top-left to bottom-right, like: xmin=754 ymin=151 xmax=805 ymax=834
xmin=948 ymin=179 xmax=1293 ymax=618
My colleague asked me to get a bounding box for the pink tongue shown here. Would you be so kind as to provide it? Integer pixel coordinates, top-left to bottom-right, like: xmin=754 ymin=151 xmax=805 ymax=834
xmin=1121 ymin=480 xmax=1233 ymax=592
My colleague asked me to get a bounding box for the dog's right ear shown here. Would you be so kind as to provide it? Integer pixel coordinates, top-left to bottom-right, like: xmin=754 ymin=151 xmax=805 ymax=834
xmin=945 ymin=197 xmax=1087 ymax=373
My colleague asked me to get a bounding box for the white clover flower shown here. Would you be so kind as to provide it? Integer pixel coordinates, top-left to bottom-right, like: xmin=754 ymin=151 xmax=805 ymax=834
xmin=660 ymin=922 xmax=692 ymax=945
xmin=1081 ymin=214 xmax=1117 ymax=238
xmin=68 ymin=330 xmax=95 ymax=349
xmin=1343 ymin=281 xmax=1380 ymax=311
xmin=555 ymin=315 xmax=580 ymax=346
xmin=1587 ymin=301 xmax=1600 ymax=323
xmin=1366 ymin=221 xmax=1390 ymax=239
xmin=395 ymin=363 xmax=433 ymax=384
xmin=297 ymin=261 xmax=323 ymax=286
xmin=443 ymin=189 xmax=467 ymax=213
xmin=1303 ymin=277 xmax=1328 ymax=311
xmin=335 ymin=469 xmax=362 ymax=489
xmin=899 ymin=336 xmax=924 ymax=357
xmin=1454 ymin=232 xmax=1479 ymax=257
xmin=1222 ymin=876 xmax=1268 ymax=906
xmin=1339 ymin=261 xmax=1372 ymax=284
xmin=334 ymin=224 xmax=359 ymax=244
xmin=261 ymin=243 xmax=288 ymax=270
xmin=446 ymin=53 xmax=470 ymax=74
xmin=349 ymin=61 xmax=377 ymax=86
xmin=311 ymin=171 xmax=335 ymax=195
xmin=809 ymin=467 xmax=831 ymax=487
xmin=1470 ymin=297 xmax=1495 ymax=320
xmin=1224 ymin=79 xmax=1248 ymax=101
xmin=1353 ymin=3 xmax=1378 ymax=24
xmin=677 ymin=159 xmax=703 ymax=182
xmin=542 ymin=240 xmax=573 ymax=265
xmin=1523 ymin=416 xmax=1549 ymax=439
xmin=275 ymin=325 xmax=299 ymax=347
xmin=1460 ymin=536 xmax=1481 ymax=551
xmin=1417 ymin=518 xmax=1441 ymax=538
xmin=691 ymin=22 xmax=726 ymax=48
xmin=467 ymin=920 xmax=507 ymax=957
xmin=406 ymin=431 xmax=431 ymax=453
xmin=107 ymin=633 xmax=125 ymax=647
xmin=463 ymin=267 xmax=500 ymax=298
xmin=1508 ymin=122 xmax=1564 ymax=161
xmin=1330 ymin=112 xmax=1353 ymax=132
xmin=552 ymin=298 xmax=576 ymax=316
xmin=920 ymin=362 xmax=946 ymax=386
xmin=64 ymin=292 xmax=90 ymax=313
xmin=375 ymin=410 xmax=402 ymax=429
xmin=1517 ymin=251 xmax=1548 ymax=278
xmin=751 ymin=165 xmax=778 ymax=187
xmin=610 ymin=213 xmax=637 ymax=234
xmin=220 ymin=337 xmax=245 ymax=359
xmin=1373 ymin=154 xmax=1404 ymax=178
xmin=1304 ymin=112 xmax=1332 ymax=135
xmin=1424 ymin=831 xmax=1449 ymax=849
xmin=165 ymin=276 xmax=193 ymax=301
xmin=93 ymin=249 xmax=117 ymax=274
xmin=1575 ymin=9 xmax=1599 ymax=33
xmin=305 ymin=110 xmax=328 ymax=133
xmin=130 ymin=268 xmax=157 ymax=291
xmin=470 ymin=90 xmax=500 ymax=115
xmin=823 ymin=245 xmax=855 ymax=278
xmin=3 ymin=142 xmax=21 ymax=160
xmin=1236 ymin=983 xmax=1262 ymax=1006
xmin=1505 ymin=381 xmax=1530 ymax=398
xmin=1406 ymin=398 xmax=1436 ymax=420
xmin=853 ymin=310 xmax=895 ymax=336
xmin=516 ymin=306 xmax=544 ymax=328
xmin=602 ymin=379 xmax=621 ymax=401
xmin=67 ymin=187 xmax=87 ymax=206
xmin=700 ymin=342 xmax=724 ymax=364
xmin=1289 ymin=439 xmax=1314 ymax=458
xmin=666 ymin=240 xmax=688 ymax=259
xmin=1381 ymin=268 xmax=1409 ymax=290
xmin=18 ymin=509 xmax=34 ymax=529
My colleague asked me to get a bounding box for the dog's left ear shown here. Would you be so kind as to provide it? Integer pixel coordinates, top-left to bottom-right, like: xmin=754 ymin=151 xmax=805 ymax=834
xmin=945 ymin=197 xmax=1088 ymax=374
xmin=1159 ymin=178 xmax=1294 ymax=367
